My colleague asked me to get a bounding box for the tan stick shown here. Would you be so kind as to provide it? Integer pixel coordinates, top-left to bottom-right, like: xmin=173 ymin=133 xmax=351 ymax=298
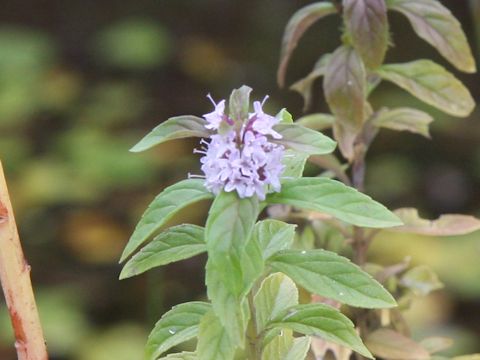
xmin=0 ymin=161 xmax=48 ymax=360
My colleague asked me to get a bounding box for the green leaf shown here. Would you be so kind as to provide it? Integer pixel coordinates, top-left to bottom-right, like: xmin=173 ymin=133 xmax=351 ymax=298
xmin=268 ymin=249 xmax=396 ymax=308
xmin=120 ymin=182 xmax=210 ymax=260
xmin=130 ymin=116 xmax=209 ymax=153
xmin=276 ymin=108 xmax=294 ymax=124
xmin=197 ymin=311 xmax=236 ymax=360
xmin=420 ymin=337 xmax=453 ymax=354
xmin=377 ymin=60 xmax=475 ymax=117
xmin=146 ymin=301 xmax=211 ymax=360
xmin=254 ymin=273 xmax=299 ymax=333
xmin=268 ymin=177 xmax=402 ymax=228
xmin=282 ymin=150 xmax=308 ymax=179
xmin=278 ymin=2 xmax=337 ymax=87
xmin=261 ymin=329 xmax=295 ymax=360
xmin=400 ymin=265 xmax=444 ymax=296
xmin=272 ymin=123 xmax=336 ymax=155
xmin=159 ymin=352 xmax=197 ymax=360
xmin=323 ymin=45 xmax=367 ymax=128
xmin=229 ymin=85 xmax=252 ymax=122
xmin=296 ymin=113 xmax=334 ymax=131
xmin=344 ymin=0 xmax=389 ymax=68
xmin=386 ymin=0 xmax=476 ymax=73
xmin=291 ymin=54 xmax=332 ymax=110
xmin=372 ymin=107 xmax=433 ymax=138
xmin=120 ymin=179 xmax=213 ymax=262
xmin=205 ymin=191 xmax=259 ymax=294
xmin=269 ymin=304 xmax=373 ymax=359
xmin=390 ymin=208 xmax=480 ymax=236
xmin=254 ymin=219 xmax=296 ymax=260
xmin=120 ymin=224 xmax=205 ymax=279
xmin=205 ymin=260 xmax=250 ymax=346
xmin=262 ymin=330 xmax=311 ymax=360
xmin=364 ymin=328 xmax=430 ymax=360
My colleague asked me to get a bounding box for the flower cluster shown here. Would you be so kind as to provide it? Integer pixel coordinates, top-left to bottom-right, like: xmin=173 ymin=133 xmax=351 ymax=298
xmin=195 ymin=95 xmax=285 ymax=200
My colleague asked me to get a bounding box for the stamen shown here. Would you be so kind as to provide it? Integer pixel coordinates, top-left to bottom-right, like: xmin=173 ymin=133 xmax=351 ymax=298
xmin=188 ymin=173 xmax=206 ymax=179
xmin=193 ymin=149 xmax=207 ymax=155
xmin=207 ymin=93 xmax=216 ymax=106
xmin=261 ymin=95 xmax=269 ymax=106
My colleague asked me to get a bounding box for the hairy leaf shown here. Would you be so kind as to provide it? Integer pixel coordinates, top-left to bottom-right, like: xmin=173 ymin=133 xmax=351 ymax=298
xmin=365 ymin=328 xmax=429 ymax=360
xmin=291 ymin=54 xmax=332 ymax=110
xmin=269 ymin=304 xmax=373 ymax=358
xmin=146 ymin=302 xmax=211 ymax=360
xmin=386 ymin=0 xmax=476 ymax=73
xmin=278 ymin=2 xmax=337 ymax=87
xmin=344 ymin=0 xmax=389 ymax=68
xmin=254 ymin=219 xmax=296 ymax=260
xmin=120 ymin=179 xmax=213 ymax=262
xmin=158 ymin=352 xmax=197 ymax=360
xmin=120 ymin=225 xmax=205 ymax=279
xmin=296 ymin=113 xmax=334 ymax=131
xmin=390 ymin=208 xmax=480 ymax=236
xmin=130 ymin=116 xmax=209 ymax=153
xmin=262 ymin=331 xmax=311 ymax=360
xmin=269 ymin=249 xmax=396 ymax=308
xmin=197 ymin=311 xmax=236 ymax=360
xmin=372 ymin=107 xmax=433 ymax=138
xmin=254 ymin=273 xmax=299 ymax=332
xmin=377 ymin=60 xmax=475 ymax=117
xmin=229 ymin=85 xmax=252 ymax=122
xmin=324 ymin=46 xmax=367 ymax=127
xmin=268 ymin=177 xmax=402 ymax=228
xmin=272 ymin=123 xmax=336 ymax=155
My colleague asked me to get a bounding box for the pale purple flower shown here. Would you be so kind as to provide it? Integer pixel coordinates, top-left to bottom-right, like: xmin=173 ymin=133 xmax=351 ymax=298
xmin=194 ymin=93 xmax=285 ymax=200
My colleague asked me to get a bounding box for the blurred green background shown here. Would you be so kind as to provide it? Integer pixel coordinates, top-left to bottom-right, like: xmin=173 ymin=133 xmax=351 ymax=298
xmin=0 ymin=1 xmax=479 ymax=359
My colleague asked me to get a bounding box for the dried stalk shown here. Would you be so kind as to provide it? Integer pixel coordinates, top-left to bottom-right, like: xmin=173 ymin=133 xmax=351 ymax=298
xmin=0 ymin=161 xmax=48 ymax=360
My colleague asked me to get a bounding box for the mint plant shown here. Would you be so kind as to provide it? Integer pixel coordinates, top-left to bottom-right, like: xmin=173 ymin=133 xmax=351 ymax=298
xmin=119 ymin=86 xmax=405 ymax=359
xmin=277 ymin=0 xmax=479 ymax=359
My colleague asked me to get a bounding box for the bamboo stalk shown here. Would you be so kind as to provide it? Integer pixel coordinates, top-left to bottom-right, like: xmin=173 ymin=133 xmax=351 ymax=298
xmin=0 ymin=161 xmax=48 ymax=360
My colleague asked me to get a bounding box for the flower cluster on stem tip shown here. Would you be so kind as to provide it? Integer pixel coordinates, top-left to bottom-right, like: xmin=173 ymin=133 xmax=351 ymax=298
xmin=193 ymin=94 xmax=285 ymax=201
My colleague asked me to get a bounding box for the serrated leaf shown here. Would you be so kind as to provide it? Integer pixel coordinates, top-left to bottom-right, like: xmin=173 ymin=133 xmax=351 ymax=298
xmin=120 ymin=179 xmax=213 ymax=262
xmin=291 ymin=54 xmax=332 ymax=110
xmin=400 ymin=265 xmax=443 ymax=295
xmin=296 ymin=113 xmax=334 ymax=131
xmin=268 ymin=249 xmax=396 ymax=308
xmin=324 ymin=45 xmax=367 ymax=127
xmin=278 ymin=2 xmax=337 ymax=87
xmin=272 ymin=123 xmax=336 ymax=155
xmin=229 ymin=85 xmax=252 ymax=122
xmin=344 ymin=0 xmax=389 ymax=68
xmin=197 ymin=311 xmax=236 ymax=360
xmin=386 ymin=0 xmax=476 ymax=73
xmin=268 ymin=177 xmax=402 ymax=228
xmin=282 ymin=149 xmax=308 ymax=179
xmin=254 ymin=220 xmax=296 ymax=260
xmin=390 ymin=208 xmax=480 ymax=236
xmin=130 ymin=115 xmax=209 ymax=153
xmin=254 ymin=273 xmax=299 ymax=332
xmin=377 ymin=60 xmax=475 ymax=117
xmin=269 ymin=304 xmax=373 ymax=358
xmin=146 ymin=302 xmax=211 ymax=360
xmin=158 ymin=352 xmax=197 ymax=360
xmin=372 ymin=107 xmax=433 ymax=138
xmin=120 ymin=224 xmax=205 ymax=279
xmin=365 ymin=328 xmax=430 ymax=360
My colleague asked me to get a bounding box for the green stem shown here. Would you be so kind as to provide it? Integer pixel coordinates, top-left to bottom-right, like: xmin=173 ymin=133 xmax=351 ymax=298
xmin=246 ymin=291 xmax=262 ymax=360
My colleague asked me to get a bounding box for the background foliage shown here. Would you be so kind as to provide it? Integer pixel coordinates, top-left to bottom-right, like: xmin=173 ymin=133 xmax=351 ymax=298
xmin=0 ymin=0 xmax=479 ymax=359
